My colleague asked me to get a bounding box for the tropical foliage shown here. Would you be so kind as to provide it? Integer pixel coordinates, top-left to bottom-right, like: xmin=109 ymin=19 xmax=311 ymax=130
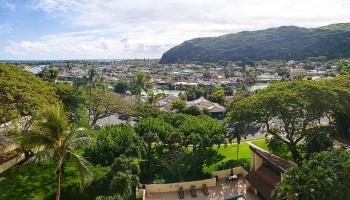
xmin=277 ymin=149 xmax=350 ymax=200
xmin=23 ymin=104 xmax=93 ymax=200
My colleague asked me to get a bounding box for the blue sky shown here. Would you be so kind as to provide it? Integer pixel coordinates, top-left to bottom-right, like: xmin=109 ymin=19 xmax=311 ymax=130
xmin=1 ymin=0 xmax=350 ymax=60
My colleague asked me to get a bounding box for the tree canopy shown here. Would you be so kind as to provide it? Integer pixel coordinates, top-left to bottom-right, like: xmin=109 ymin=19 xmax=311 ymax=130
xmin=0 ymin=64 xmax=57 ymax=126
xmin=84 ymin=124 xmax=144 ymax=166
xmin=227 ymin=80 xmax=340 ymax=164
xmin=277 ymin=149 xmax=350 ymax=200
xmin=89 ymin=89 xmax=133 ymax=125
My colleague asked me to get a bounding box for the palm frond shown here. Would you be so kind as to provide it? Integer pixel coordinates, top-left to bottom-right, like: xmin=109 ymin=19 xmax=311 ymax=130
xmin=67 ymin=137 xmax=94 ymax=149
xmin=36 ymin=103 xmax=67 ymax=139
xmin=24 ymin=148 xmax=54 ymax=165
xmin=66 ymin=150 xmax=93 ymax=190
xmin=62 ymin=128 xmax=93 ymax=150
xmin=22 ymin=132 xmax=55 ymax=149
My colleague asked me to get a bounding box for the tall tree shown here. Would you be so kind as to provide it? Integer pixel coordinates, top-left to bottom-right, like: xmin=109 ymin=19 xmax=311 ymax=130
xmin=135 ymin=118 xmax=171 ymax=180
xmin=55 ymin=83 xmax=87 ymax=125
xmin=89 ymin=89 xmax=133 ymax=126
xmin=37 ymin=66 xmax=60 ymax=82
xmin=132 ymin=72 xmax=149 ymax=98
xmin=0 ymin=63 xmax=57 ymax=128
xmin=227 ymin=80 xmax=338 ymax=165
xmin=84 ymin=124 xmax=144 ymax=166
xmin=277 ymin=149 xmax=350 ymax=200
xmin=87 ymin=67 xmax=97 ymax=121
xmin=146 ymin=90 xmax=165 ymax=105
xmin=105 ymin=156 xmax=140 ymax=199
xmin=23 ymin=104 xmax=93 ymax=200
xmin=329 ymin=75 xmax=350 ymax=139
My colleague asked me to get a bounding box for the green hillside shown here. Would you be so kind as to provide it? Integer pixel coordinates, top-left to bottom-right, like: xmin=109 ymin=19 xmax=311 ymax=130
xmin=159 ymin=23 xmax=350 ymax=63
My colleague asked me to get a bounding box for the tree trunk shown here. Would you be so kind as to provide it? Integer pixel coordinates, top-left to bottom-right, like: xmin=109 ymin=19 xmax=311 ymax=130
xmin=289 ymin=144 xmax=302 ymax=166
xmin=55 ymin=158 xmax=63 ymax=200
xmin=91 ymin=117 xmax=98 ymax=126
xmin=147 ymin=143 xmax=152 ymax=181
xmin=88 ymin=83 xmax=92 ymax=122
xmin=236 ymin=135 xmax=241 ymax=160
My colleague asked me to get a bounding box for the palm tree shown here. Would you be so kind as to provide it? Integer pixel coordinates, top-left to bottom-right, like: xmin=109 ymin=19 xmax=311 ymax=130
xmin=23 ymin=104 xmax=93 ymax=200
xmin=134 ymin=72 xmax=149 ymax=99
xmin=87 ymin=67 xmax=97 ymax=120
xmin=146 ymin=90 xmax=165 ymax=105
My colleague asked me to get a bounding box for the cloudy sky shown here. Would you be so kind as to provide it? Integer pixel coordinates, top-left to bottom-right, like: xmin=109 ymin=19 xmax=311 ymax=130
xmin=1 ymin=0 xmax=350 ymax=60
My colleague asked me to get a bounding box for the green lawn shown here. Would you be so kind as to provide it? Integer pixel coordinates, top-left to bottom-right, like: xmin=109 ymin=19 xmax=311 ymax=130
xmin=0 ymin=162 xmax=109 ymax=200
xmin=204 ymin=139 xmax=268 ymax=173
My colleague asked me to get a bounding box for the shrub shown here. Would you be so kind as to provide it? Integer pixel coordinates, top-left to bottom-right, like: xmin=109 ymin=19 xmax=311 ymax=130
xmin=217 ymin=158 xmax=250 ymax=171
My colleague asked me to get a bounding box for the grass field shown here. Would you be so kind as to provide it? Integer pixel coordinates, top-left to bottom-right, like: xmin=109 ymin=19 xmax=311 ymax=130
xmin=204 ymin=139 xmax=268 ymax=172
xmin=0 ymin=162 xmax=109 ymax=200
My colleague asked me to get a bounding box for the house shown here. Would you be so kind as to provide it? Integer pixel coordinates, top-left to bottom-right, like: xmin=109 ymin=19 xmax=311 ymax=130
xmin=187 ymin=97 xmax=225 ymax=119
xmin=155 ymin=95 xmax=180 ymax=111
xmin=246 ymin=143 xmax=296 ymax=200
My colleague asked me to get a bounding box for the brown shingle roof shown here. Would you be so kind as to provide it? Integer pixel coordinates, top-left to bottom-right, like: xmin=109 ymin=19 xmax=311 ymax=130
xmin=248 ymin=143 xmax=295 ymax=173
xmin=187 ymin=97 xmax=225 ymax=113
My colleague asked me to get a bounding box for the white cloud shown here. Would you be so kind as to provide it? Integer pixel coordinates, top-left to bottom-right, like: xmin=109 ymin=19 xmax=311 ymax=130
xmin=4 ymin=0 xmax=350 ymax=59
xmin=0 ymin=0 xmax=16 ymax=11
xmin=5 ymin=29 xmax=177 ymax=59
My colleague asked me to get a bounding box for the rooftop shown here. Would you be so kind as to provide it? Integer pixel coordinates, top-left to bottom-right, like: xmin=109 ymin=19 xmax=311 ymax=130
xmin=249 ymin=143 xmax=295 ymax=173
xmin=187 ymin=97 xmax=225 ymax=113
xmin=146 ymin=177 xmax=260 ymax=200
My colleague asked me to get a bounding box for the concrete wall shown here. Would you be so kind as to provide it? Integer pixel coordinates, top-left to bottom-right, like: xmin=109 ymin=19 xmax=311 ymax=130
xmin=145 ymin=178 xmax=216 ymax=194
xmin=136 ymin=188 xmax=145 ymax=200
xmin=0 ymin=153 xmax=24 ymax=174
xmin=210 ymin=166 xmax=248 ymax=179
xmin=252 ymin=151 xmax=263 ymax=171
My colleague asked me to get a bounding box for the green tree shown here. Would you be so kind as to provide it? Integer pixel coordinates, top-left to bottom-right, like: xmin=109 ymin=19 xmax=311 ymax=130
xmin=134 ymin=118 xmax=172 ymax=180
xmin=23 ymin=104 xmax=93 ymax=200
xmin=0 ymin=64 xmax=57 ymax=127
xmin=267 ymin=136 xmax=289 ymax=159
xmin=329 ymin=75 xmax=350 ymax=139
xmin=170 ymin=100 xmax=187 ymax=112
xmin=105 ymin=156 xmax=140 ymax=199
xmin=113 ymin=81 xmax=129 ymax=94
xmin=227 ymin=81 xmax=338 ymax=165
xmin=37 ymin=67 xmax=59 ymax=82
xmin=55 ymin=83 xmax=87 ymax=125
xmin=87 ymin=67 xmax=97 ymax=120
xmin=146 ymin=90 xmax=165 ymax=105
xmin=208 ymin=89 xmax=225 ymax=104
xmin=131 ymin=72 xmax=149 ymax=98
xmin=340 ymin=66 xmax=350 ymax=74
xmin=183 ymin=105 xmax=202 ymax=116
xmin=84 ymin=124 xmax=144 ymax=166
xmin=179 ymin=115 xmax=226 ymax=150
xmin=304 ymin=127 xmax=334 ymax=157
xmin=90 ymin=89 xmax=133 ymax=126
xmin=277 ymin=149 xmax=350 ymax=200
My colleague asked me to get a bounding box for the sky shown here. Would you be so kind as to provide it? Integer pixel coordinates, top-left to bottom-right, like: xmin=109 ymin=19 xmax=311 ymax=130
xmin=1 ymin=0 xmax=350 ymax=60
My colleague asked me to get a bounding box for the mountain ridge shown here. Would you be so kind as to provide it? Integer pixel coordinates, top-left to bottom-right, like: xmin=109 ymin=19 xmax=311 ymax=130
xmin=159 ymin=23 xmax=350 ymax=63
